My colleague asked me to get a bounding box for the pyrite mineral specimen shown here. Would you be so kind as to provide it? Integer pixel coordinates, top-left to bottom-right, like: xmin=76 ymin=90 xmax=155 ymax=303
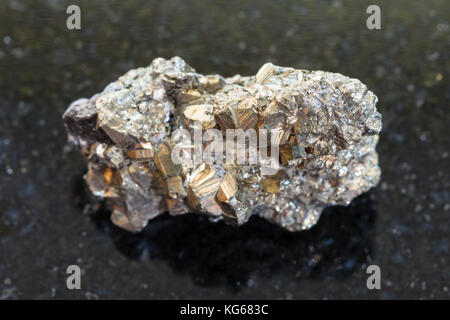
xmin=63 ymin=57 xmax=381 ymax=232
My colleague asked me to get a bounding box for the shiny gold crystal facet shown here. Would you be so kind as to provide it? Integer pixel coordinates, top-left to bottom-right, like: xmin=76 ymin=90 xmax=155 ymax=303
xmin=255 ymin=63 xmax=275 ymax=84
xmin=177 ymin=89 xmax=203 ymax=105
xmin=153 ymin=142 xmax=181 ymax=177
xmin=199 ymin=75 xmax=225 ymax=93
xmin=217 ymin=173 xmax=238 ymax=202
xmin=127 ymin=148 xmax=154 ymax=161
xmin=183 ymin=104 xmax=216 ymax=129
xmin=214 ymin=97 xmax=258 ymax=131
xmin=165 ymin=175 xmax=187 ymax=199
xmin=187 ymin=164 xmax=220 ymax=200
xmin=235 ymin=98 xmax=259 ymax=130
xmin=186 ymin=164 xmax=223 ymax=215
xmin=85 ymin=164 xmax=122 ymax=198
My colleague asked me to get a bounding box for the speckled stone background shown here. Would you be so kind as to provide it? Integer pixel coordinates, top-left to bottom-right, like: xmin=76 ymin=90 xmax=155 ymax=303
xmin=0 ymin=0 xmax=448 ymax=299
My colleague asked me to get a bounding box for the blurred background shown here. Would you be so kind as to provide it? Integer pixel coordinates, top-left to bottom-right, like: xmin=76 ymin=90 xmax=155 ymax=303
xmin=0 ymin=0 xmax=448 ymax=299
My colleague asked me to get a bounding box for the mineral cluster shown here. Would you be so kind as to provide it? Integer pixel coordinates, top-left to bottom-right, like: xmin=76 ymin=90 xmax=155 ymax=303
xmin=63 ymin=57 xmax=382 ymax=232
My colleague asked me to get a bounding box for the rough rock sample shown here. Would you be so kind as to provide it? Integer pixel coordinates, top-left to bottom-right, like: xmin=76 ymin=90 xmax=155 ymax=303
xmin=63 ymin=57 xmax=382 ymax=232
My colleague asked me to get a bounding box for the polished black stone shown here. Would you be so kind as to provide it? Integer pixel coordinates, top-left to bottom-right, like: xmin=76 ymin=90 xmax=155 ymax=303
xmin=0 ymin=0 xmax=448 ymax=299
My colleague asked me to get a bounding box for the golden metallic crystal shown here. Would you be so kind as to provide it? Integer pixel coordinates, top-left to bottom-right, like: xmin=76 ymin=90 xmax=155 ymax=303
xmin=217 ymin=173 xmax=238 ymax=202
xmin=183 ymin=104 xmax=216 ymax=129
xmin=153 ymin=141 xmax=181 ymax=177
xmin=165 ymin=175 xmax=187 ymax=199
xmin=64 ymin=57 xmax=382 ymax=232
xmin=127 ymin=148 xmax=154 ymax=161
xmin=214 ymin=97 xmax=258 ymax=130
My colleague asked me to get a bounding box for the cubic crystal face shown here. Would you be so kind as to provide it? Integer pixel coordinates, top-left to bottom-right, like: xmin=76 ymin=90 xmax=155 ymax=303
xmin=63 ymin=57 xmax=381 ymax=232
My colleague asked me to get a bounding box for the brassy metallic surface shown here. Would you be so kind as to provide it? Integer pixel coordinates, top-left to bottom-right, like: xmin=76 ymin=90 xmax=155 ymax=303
xmin=64 ymin=57 xmax=381 ymax=232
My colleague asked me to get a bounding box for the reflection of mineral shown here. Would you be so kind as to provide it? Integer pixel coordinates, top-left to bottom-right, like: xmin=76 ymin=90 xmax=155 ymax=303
xmin=63 ymin=57 xmax=382 ymax=232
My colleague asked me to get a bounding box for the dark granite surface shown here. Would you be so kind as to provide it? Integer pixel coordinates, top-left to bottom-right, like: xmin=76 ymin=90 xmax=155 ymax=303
xmin=0 ymin=0 xmax=448 ymax=299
